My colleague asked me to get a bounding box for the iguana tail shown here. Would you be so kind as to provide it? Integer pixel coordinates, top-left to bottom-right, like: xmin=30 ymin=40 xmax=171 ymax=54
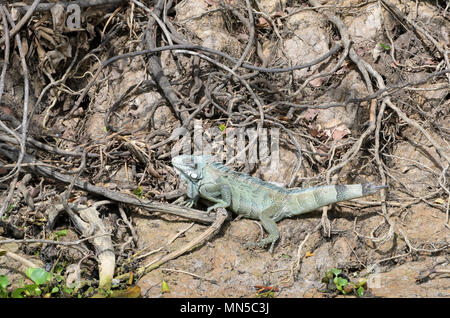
xmin=284 ymin=183 xmax=387 ymax=217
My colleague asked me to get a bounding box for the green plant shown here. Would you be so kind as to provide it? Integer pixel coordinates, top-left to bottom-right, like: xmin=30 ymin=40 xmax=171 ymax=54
xmin=133 ymin=186 xmax=144 ymax=198
xmin=0 ymin=275 xmax=9 ymax=298
xmin=5 ymin=267 xmax=52 ymax=298
xmin=52 ymin=229 xmax=68 ymax=241
xmin=379 ymin=43 xmax=390 ymax=51
xmin=1 ymin=204 xmax=14 ymax=219
xmin=0 ymin=266 xmax=73 ymax=298
xmin=321 ymin=268 xmax=368 ymax=297
xmin=0 ymin=262 xmax=135 ymax=298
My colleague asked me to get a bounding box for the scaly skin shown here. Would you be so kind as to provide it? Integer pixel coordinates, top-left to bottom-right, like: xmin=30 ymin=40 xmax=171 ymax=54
xmin=172 ymin=155 xmax=386 ymax=253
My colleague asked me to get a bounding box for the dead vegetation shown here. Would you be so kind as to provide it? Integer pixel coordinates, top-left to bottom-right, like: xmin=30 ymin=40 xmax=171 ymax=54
xmin=0 ymin=0 xmax=449 ymax=297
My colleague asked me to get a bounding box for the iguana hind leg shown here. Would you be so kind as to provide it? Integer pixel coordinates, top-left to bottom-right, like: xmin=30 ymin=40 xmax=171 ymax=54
xmin=245 ymin=205 xmax=280 ymax=254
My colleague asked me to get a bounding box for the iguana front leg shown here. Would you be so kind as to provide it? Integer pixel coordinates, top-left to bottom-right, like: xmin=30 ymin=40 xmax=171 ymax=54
xmin=198 ymin=183 xmax=232 ymax=213
xmin=245 ymin=205 xmax=281 ymax=254
xmin=184 ymin=197 xmax=198 ymax=208
xmin=173 ymin=195 xmax=198 ymax=208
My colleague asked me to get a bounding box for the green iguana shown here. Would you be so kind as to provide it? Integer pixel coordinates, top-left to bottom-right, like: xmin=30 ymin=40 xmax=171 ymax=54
xmin=172 ymin=155 xmax=386 ymax=253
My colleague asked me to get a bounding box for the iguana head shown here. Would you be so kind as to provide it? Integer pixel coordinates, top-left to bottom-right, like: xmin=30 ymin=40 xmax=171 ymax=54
xmin=171 ymin=155 xmax=214 ymax=198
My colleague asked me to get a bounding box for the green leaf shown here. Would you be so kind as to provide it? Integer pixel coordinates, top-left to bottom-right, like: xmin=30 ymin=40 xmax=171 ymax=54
xmin=11 ymin=287 xmax=25 ymax=298
xmin=340 ymin=277 xmax=348 ymax=287
xmin=55 ymin=274 xmax=64 ymax=283
xmin=33 ymin=286 xmax=42 ymax=296
xmin=54 ymin=229 xmax=67 ymax=237
xmin=325 ymin=270 xmax=334 ymax=280
xmin=219 ymin=124 xmax=226 ymax=132
xmin=357 ymin=286 xmax=365 ymax=297
xmin=330 ymin=268 xmax=342 ymax=276
xmin=133 ymin=186 xmax=144 ymax=198
xmin=334 ymin=277 xmax=348 ymax=287
xmin=55 ymin=262 xmax=67 ymax=274
xmin=63 ymin=286 xmax=74 ymax=295
xmin=161 ymin=280 xmax=170 ymax=294
xmin=51 ymin=287 xmax=59 ymax=294
xmin=26 ymin=267 xmax=51 ymax=285
xmin=23 ymin=284 xmax=41 ymax=296
xmin=357 ymin=278 xmax=367 ymax=287
xmin=379 ymin=43 xmax=390 ymax=51
xmin=0 ymin=275 xmax=8 ymax=289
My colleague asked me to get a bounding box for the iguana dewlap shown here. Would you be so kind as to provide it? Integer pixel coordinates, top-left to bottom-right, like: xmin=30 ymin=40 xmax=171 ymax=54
xmin=172 ymin=155 xmax=386 ymax=253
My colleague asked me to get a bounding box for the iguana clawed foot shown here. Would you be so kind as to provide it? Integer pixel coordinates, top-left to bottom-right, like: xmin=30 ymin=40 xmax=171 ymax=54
xmin=184 ymin=198 xmax=197 ymax=208
xmin=244 ymin=237 xmax=278 ymax=254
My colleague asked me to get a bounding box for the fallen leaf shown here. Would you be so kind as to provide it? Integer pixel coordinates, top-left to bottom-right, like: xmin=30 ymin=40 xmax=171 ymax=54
xmin=307 ymin=125 xmax=322 ymax=138
xmin=254 ymin=285 xmax=279 ymax=293
xmin=309 ymin=77 xmax=324 ymax=87
xmin=332 ymin=128 xmax=350 ymax=140
xmin=256 ymin=17 xmax=271 ymax=28
xmin=111 ymin=286 xmax=141 ymax=298
xmin=161 ymin=280 xmax=170 ymax=294
xmin=305 ymin=251 xmax=314 ymax=258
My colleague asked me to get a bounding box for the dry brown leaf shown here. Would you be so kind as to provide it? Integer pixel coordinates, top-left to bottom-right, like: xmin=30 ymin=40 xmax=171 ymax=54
xmin=332 ymin=128 xmax=350 ymax=140
xmin=307 ymin=126 xmax=321 ymax=138
xmin=256 ymin=17 xmax=271 ymax=28
xmin=45 ymin=50 xmax=66 ymax=73
xmin=309 ymin=77 xmax=324 ymax=87
xmin=34 ymin=38 xmax=46 ymax=64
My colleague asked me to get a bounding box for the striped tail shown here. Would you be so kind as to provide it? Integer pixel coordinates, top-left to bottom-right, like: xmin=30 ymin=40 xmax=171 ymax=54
xmin=285 ymin=183 xmax=387 ymax=217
